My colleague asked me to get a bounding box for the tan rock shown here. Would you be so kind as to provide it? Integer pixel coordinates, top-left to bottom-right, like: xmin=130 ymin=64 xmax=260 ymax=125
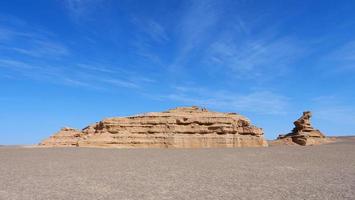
xmin=39 ymin=106 xmax=268 ymax=148
xmin=276 ymin=111 xmax=331 ymax=146
xmin=39 ymin=127 xmax=82 ymax=147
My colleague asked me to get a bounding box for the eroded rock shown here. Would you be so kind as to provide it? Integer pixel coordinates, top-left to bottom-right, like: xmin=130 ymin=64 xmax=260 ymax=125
xmin=39 ymin=106 xmax=268 ymax=148
xmin=39 ymin=127 xmax=82 ymax=147
xmin=276 ymin=111 xmax=331 ymax=146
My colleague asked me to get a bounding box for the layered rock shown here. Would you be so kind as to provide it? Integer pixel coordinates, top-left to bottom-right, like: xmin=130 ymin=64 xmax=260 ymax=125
xmin=40 ymin=127 xmax=83 ymax=147
xmin=39 ymin=106 xmax=268 ymax=148
xmin=276 ymin=111 xmax=330 ymax=146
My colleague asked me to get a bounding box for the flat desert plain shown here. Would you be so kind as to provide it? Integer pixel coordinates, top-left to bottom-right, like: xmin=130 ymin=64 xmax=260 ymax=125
xmin=0 ymin=137 xmax=354 ymax=200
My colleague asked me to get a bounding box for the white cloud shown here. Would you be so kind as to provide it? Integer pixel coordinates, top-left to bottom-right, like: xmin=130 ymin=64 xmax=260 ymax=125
xmin=206 ymin=36 xmax=305 ymax=80
xmin=321 ymin=41 xmax=355 ymax=73
xmin=311 ymin=96 xmax=355 ymax=135
xmin=0 ymin=14 xmax=156 ymax=91
xmin=162 ymin=0 xmax=307 ymax=83
xmin=0 ymin=58 xmax=155 ymax=91
xmin=64 ymin=0 xmax=105 ymax=19
xmin=177 ymin=0 xmax=219 ymax=51
xmin=101 ymin=78 xmax=139 ymax=89
xmin=155 ymin=85 xmax=289 ymax=115
xmin=2 ymin=40 xmax=69 ymax=57
xmin=130 ymin=35 xmax=164 ymax=65
xmin=77 ymin=63 xmax=117 ymax=73
xmin=0 ymin=59 xmax=36 ymax=70
xmin=131 ymin=17 xmax=169 ymax=43
xmin=128 ymin=17 xmax=171 ymax=66
xmin=0 ymin=18 xmax=70 ymax=58
xmin=168 ymin=0 xmax=221 ymax=71
xmin=313 ymin=40 xmax=355 ymax=78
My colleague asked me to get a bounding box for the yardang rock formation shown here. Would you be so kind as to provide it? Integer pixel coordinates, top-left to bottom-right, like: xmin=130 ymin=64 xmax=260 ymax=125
xmin=40 ymin=106 xmax=268 ymax=148
xmin=276 ymin=111 xmax=330 ymax=145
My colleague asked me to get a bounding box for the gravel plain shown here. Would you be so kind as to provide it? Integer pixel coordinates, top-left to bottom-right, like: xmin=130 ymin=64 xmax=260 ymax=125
xmin=0 ymin=137 xmax=354 ymax=200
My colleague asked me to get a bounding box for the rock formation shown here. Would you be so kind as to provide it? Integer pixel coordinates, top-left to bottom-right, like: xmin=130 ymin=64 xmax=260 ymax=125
xmin=39 ymin=106 xmax=268 ymax=148
xmin=41 ymin=127 xmax=82 ymax=147
xmin=276 ymin=111 xmax=330 ymax=145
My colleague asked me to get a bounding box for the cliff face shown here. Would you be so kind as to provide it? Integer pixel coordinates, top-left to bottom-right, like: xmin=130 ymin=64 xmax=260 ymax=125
xmin=276 ymin=111 xmax=331 ymax=146
xmin=39 ymin=106 xmax=268 ymax=148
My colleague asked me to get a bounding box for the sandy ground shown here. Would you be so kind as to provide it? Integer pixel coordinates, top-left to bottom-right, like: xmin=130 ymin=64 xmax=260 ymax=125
xmin=0 ymin=137 xmax=355 ymax=200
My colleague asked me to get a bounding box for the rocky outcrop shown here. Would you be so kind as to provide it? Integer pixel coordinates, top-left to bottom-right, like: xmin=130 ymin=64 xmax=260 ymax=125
xmin=276 ymin=111 xmax=330 ymax=146
xmin=40 ymin=127 xmax=82 ymax=147
xmin=39 ymin=106 xmax=268 ymax=148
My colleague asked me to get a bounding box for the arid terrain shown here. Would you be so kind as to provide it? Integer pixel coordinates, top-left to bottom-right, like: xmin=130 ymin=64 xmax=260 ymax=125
xmin=1 ymin=137 xmax=354 ymax=200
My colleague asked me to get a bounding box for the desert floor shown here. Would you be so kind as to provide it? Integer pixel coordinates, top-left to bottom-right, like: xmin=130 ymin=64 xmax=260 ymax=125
xmin=1 ymin=137 xmax=354 ymax=200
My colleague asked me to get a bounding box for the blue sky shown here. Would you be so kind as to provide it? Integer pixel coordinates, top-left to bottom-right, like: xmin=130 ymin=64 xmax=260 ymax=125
xmin=1 ymin=0 xmax=355 ymax=145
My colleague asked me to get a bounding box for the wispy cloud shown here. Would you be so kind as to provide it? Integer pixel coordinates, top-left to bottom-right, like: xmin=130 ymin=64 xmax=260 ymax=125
xmin=77 ymin=63 xmax=117 ymax=73
xmin=101 ymin=78 xmax=140 ymax=89
xmin=130 ymin=36 xmax=165 ymax=65
xmin=0 ymin=15 xmax=156 ymax=91
xmin=0 ymin=59 xmax=36 ymax=70
xmin=0 ymin=16 xmax=70 ymax=58
xmin=313 ymin=40 xmax=355 ymax=79
xmin=323 ymin=41 xmax=355 ymax=72
xmin=0 ymin=58 xmax=155 ymax=91
xmin=206 ymin=36 xmax=304 ymax=80
xmin=177 ymin=0 xmax=220 ymax=52
xmin=311 ymin=96 xmax=355 ymax=134
xmin=1 ymin=40 xmax=69 ymax=57
xmin=64 ymin=0 xmax=105 ymax=19
xmin=153 ymin=85 xmax=289 ymax=115
xmin=162 ymin=0 xmax=308 ymax=83
xmin=131 ymin=17 xmax=169 ymax=43
xmin=169 ymin=0 xmax=220 ymax=71
xmin=128 ymin=17 xmax=169 ymax=66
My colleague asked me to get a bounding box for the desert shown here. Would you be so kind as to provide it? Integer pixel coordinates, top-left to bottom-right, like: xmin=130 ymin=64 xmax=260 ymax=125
xmin=1 ymin=137 xmax=355 ymax=200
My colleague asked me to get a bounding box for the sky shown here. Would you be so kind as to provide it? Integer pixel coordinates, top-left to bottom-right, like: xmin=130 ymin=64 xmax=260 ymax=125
xmin=1 ymin=0 xmax=355 ymax=145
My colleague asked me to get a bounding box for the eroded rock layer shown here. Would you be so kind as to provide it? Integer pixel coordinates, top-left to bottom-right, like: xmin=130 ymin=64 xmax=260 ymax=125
xmin=40 ymin=106 xmax=268 ymax=148
xmin=276 ymin=111 xmax=331 ymax=146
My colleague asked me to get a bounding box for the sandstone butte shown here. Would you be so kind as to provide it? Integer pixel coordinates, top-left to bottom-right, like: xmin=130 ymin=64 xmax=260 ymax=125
xmin=39 ymin=106 xmax=268 ymax=148
xmin=274 ymin=111 xmax=331 ymax=146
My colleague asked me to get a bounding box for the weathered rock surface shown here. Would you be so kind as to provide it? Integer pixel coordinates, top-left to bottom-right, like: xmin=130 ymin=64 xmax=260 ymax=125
xmin=275 ymin=111 xmax=331 ymax=146
xmin=39 ymin=106 xmax=268 ymax=148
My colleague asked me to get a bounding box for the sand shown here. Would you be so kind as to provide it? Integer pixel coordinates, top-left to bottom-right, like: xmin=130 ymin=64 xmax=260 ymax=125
xmin=0 ymin=137 xmax=354 ymax=200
